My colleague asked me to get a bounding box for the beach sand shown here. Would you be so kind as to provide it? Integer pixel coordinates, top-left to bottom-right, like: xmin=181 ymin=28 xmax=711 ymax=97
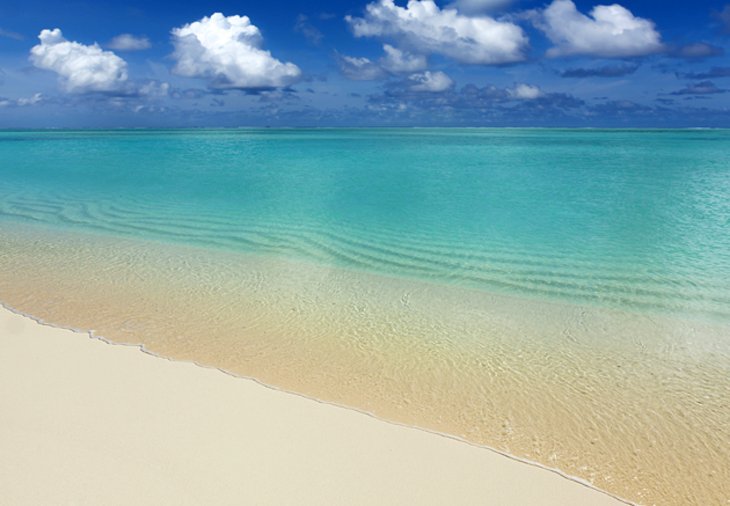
xmin=0 ymin=305 xmax=626 ymax=505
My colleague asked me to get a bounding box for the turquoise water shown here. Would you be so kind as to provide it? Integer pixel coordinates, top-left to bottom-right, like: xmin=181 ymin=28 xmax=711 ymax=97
xmin=2 ymin=128 xmax=730 ymax=505
xmin=1 ymin=128 xmax=729 ymax=318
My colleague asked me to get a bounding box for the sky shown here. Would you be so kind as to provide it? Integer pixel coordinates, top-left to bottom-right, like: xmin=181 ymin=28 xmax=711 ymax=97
xmin=1 ymin=0 xmax=729 ymax=127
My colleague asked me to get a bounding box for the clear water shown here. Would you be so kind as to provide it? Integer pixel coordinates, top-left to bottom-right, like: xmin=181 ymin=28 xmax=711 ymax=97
xmin=1 ymin=129 xmax=729 ymax=505
xmin=2 ymin=129 xmax=730 ymax=318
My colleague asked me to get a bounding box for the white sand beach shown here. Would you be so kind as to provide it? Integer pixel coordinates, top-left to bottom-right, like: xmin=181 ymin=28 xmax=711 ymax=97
xmin=0 ymin=305 xmax=626 ymax=506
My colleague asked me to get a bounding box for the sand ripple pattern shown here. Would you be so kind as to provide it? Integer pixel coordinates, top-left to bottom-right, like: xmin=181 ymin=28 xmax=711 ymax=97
xmin=0 ymin=225 xmax=729 ymax=506
xmin=1 ymin=190 xmax=730 ymax=320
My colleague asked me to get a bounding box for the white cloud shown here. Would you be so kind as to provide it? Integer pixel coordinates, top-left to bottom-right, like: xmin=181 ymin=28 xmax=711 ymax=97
xmin=138 ymin=81 xmax=170 ymax=97
xmin=536 ymin=0 xmax=663 ymax=58
xmin=0 ymin=28 xmax=23 ymax=40
xmin=171 ymin=13 xmax=301 ymax=89
xmin=0 ymin=93 xmax=44 ymax=108
xmin=449 ymin=0 xmax=513 ymax=14
xmin=346 ymin=0 xmax=528 ymax=64
xmin=340 ymin=45 xmax=426 ymax=80
xmin=509 ymin=83 xmax=542 ymax=99
xmin=17 ymin=93 xmax=43 ymax=106
xmin=337 ymin=54 xmax=386 ymax=80
xmin=408 ymin=70 xmax=453 ymax=92
xmin=380 ymin=44 xmax=427 ymax=72
xmin=30 ymin=29 xmax=128 ymax=93
xmin=108 ymin=34 xmax=151 ymax=51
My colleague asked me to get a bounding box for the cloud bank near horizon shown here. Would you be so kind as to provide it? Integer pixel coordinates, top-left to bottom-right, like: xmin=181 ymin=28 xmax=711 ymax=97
xmin=1 ymin=0 xmax=727 ymax=127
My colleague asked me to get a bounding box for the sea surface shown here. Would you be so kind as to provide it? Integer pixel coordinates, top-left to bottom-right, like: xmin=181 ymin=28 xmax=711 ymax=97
xmin=1 ymin=129 xmax=728 ymax=505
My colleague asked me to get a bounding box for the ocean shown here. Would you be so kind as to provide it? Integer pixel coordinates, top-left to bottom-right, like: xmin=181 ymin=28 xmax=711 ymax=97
xmin=1 ymin=128 xmax=728 ymax=504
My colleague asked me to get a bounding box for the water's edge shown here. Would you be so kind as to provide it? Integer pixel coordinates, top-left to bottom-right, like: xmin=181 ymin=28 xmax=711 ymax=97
xmin=0 ymin=299 xmax=635 ymax=505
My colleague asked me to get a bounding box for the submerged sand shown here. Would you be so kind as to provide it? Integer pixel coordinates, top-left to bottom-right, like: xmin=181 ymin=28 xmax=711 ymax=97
xmin=0 ymin=306 xmax=627 ymax=505
xmin=1 ymin=224 xmax=729 ymax=505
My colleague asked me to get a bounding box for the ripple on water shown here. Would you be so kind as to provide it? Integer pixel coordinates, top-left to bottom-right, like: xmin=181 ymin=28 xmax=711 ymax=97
xmin=0 ymin=223 xmax=728 ymax=506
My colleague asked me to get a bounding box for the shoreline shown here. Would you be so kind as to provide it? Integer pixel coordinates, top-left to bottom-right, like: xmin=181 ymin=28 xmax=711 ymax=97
xmin=1 ymin=221 xmax=728 ymax=505
xmin=0 ymin=302 xmax=629 ymax=505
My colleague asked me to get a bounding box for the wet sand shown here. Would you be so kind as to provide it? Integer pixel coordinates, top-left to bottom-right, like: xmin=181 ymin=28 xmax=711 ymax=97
xmin=0 ymin=305 xmax=627 ymax=505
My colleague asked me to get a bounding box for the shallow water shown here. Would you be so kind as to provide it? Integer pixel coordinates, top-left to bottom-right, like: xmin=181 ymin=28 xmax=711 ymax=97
xmin=1 ymin=129 xmax=729 ymax=504
xmin=2 ymin=129 xmax=729 ymax=318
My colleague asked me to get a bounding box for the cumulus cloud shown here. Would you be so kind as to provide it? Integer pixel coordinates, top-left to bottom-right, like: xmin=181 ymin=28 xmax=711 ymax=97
xmin=535 ymin=0 xmax=663 ymax=58
xmin=560 ymin=63 xmax=639 ymax=77
xmin=171 ymin=13 xmax=301 ymax=89
xmin=30 ymin=28 xmax=129 ymax=92
xmin=108 ymin=34 xmax=151 ymax=51
xmin=408 ymin=70 xmax=453 ymax=91
xmin=337 ymin=54 xmax=386 ymax=80
xmin=346 ymin=0 xmax=528 ymax=64
xmin=380 ymin=44 xmax=427 ymax=72
xmin=338 ymin=44 xmax=428 ymax=81
xmin=509 ymin=83 xmax=542 ymax=99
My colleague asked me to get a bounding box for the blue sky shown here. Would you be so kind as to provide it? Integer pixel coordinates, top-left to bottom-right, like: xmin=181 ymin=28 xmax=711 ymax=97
xmin=1 ymin=0 xmax=729 ymax=126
